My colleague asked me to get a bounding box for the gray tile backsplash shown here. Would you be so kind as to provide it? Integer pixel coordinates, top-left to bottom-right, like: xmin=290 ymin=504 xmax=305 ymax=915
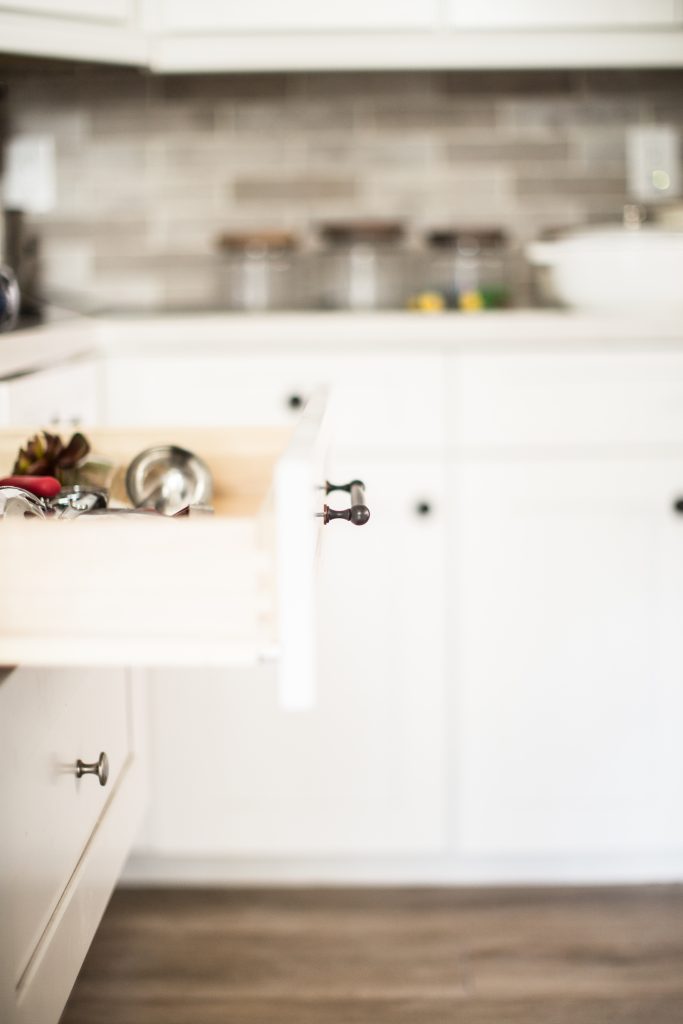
xmin=1 ymin=65 xmax=682 ymax=310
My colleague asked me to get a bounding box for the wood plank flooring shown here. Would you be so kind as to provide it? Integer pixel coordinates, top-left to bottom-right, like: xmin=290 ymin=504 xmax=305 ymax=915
xmin=61 ymin=886 xmax=683 ymax=1024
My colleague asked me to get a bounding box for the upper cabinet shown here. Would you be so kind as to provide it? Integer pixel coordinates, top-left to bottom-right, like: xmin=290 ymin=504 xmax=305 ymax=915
xmin=0 ymin=0 xmax=147 ymax=64
xmin=448 ymin=0 xmax=682 ymax=29
xmin=161 ymin=0 xmax=438 ymax=33
xmin=0 ymin=0 xmax=681 ymax=70
xmin=150 ymin=0 xmax=683 ymax=72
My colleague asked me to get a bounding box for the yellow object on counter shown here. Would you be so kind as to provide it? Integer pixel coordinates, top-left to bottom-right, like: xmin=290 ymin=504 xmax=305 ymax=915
xmin=408 ymin=291 xmax=446 ymax=313
xmin=458 ymin=290 xmax=485 ymax=313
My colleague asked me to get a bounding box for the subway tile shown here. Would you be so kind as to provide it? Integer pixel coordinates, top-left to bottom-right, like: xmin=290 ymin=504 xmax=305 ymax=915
xmin=445 ymin=139 xmax=570 ymax=162
xmin=233 ymin=177 xmax=358 ymax=202
xmin=160 ymin=73 xmax=290 ymax=103
xmin=515 ymin=173 xmax=627 ymax=198
xmin=90 ymin=102 xmax=215 ymax=137
xmin=439 ymin=70 xmax=577 ymax=97
xmin=360 ymin=98 xmax=497 ymax=132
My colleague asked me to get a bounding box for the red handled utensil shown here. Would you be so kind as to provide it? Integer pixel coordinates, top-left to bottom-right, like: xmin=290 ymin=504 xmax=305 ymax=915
xmin=0 ymin=475 xmax=61 ymax=499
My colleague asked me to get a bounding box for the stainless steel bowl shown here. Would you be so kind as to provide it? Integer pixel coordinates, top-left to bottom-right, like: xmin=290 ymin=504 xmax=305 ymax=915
xmin=125 ymin=445 xmax=213 ymax=517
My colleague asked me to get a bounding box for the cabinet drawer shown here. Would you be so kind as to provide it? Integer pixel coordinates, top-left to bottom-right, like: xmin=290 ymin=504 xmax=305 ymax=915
xmin=6 ymin=360 xmax=98 ymax=429
xmin=448 ymin=351 xmax=683 ymax=450
xmin=0 ymin=394 xmax=331 ymax=708
xmin=0 ymin=666 xmax=130 ymax=999
xmin=103 ymin=352 xmax=443 ymax=451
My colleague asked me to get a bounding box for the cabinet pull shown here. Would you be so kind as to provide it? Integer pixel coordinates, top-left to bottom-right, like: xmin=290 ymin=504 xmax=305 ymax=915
xmin=673 ymin=498 xmax=683 ymax=515
xmin=76 ymin=751 xmax=109 ymax=787
xmin=318 ymin=479 xmax=370 ymax=526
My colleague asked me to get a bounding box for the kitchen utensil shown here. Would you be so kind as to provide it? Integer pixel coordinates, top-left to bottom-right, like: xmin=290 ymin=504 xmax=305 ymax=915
xmin=50 ymin=486 xmax=109 ymax=518
xmin=526 ymin=223 xmax=683 ymax=313
xmin=0 ymin=485 xmax=48 ymax=518
xmin=0 ymin=475 xmax=61 ymax=499
xmin=126 ymin=446 xmax=213 ymax=517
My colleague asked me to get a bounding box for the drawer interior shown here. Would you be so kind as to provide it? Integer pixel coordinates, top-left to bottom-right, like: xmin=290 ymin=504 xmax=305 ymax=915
xmin=0 ymin=425 xmax=291 ymax=516
xmin=0 ymin=426 xmax=294 ymax=668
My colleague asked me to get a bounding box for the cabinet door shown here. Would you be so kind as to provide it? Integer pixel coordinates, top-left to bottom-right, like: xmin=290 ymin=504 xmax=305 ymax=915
xmin=161 ymin=0 xmax=438 ymax=32
xmin=0 ymin=666 xmax=146 ymax=1024
xmin=6 ymin=360 xmax=98 ymax=429
xmin=137 ymin=459 xmax=446 ymax=858
xmin=0 ymin=0 xmax=145 ymax=63
xmin=450 ymin=456 xmax=683 ymax=859
xmin=0 ymin=1 xmax=132 ymax=22
xmin=448 ymin=0 xmax=680 ymax=28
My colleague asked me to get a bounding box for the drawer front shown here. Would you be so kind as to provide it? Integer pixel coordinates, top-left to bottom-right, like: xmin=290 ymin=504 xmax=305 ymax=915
xmin=0 ymin=402 xmax=330 ymax=709
xmin=103 ymin=352 xmax=443 ymax=451
xmin=8 ymin=360 xmax=98 ymax=429
xmin=448 ymin=351 xmax=683 ymax=450
xmin=0 ymin=667 xmax=130 ymax=993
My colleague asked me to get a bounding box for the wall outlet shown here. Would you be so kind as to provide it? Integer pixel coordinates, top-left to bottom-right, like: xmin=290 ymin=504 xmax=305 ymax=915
xmin=2 ymin=134 xmax=57 ymax=215
xmin=626 ymin=124 xmax=681 ymax=203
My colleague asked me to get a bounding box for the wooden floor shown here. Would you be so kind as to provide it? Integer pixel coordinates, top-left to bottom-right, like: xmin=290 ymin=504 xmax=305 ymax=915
xmin=61 ymin=885 xmax=683 ymax=1024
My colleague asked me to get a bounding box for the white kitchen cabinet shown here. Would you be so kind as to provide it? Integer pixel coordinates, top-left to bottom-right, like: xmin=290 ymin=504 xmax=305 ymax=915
xmin=148 ymin=0 xmax=683 ymax=71
xmin=1 ymin=0 xmax=681 ymax=68
xmin=1 ymin=358 xmax=98 ymax=430
xmin=161 ymin=0 xmax=439 ymax=33
xmin=137 ymin=458 xmax=446 ymax=858
xmin=0 ymin=0 xmax=146 ymax=64
xmin=448 ymin=348 xmax=683 ymax=451
xmin=0 ymin=665 xmax=146 ymax=1024
xmin=447 ymin=0 xmax=681 ymax=29
xmin=449 ymin=455 xmax=683 ymax=859
xmin=101 ymin=350 xmax=443 ymax=455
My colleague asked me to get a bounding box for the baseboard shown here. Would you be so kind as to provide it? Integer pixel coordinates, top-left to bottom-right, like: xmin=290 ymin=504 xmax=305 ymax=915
xmin=122 ymin=850 xmax=683 ymax=887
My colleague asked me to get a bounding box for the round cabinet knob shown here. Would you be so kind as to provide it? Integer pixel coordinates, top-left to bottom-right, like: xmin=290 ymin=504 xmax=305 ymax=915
xmin=415 ymin=501 xmax=432 ymax=517
xmin=76 ymin=751 xmax=109 ymax=787
xmin=673 ymin=498 xmax=683 ymax=515
xmin=286 ymin=393 xmax=304 ymax=411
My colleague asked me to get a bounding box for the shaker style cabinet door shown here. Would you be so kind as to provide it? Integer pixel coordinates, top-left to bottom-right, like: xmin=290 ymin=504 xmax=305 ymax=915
xmin=0 ymin=666 xmax=146 ymax=1024
xmin=447 ymin=0 xmax=681 ymax=28
xmin=0 ymin=0 xmax=132 ymax=21
xmin=0 ymin=0 xmax=146 ymax=63
xmin=137 ymin=460 xmax=446 ymax=858
xmin=449 ymin=456 xmax=683 ymax=860
xmin=160 ymin=0 xmax=439 ymax=32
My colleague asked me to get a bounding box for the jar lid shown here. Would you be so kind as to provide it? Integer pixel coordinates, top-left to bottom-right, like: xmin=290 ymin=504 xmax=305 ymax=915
xmin=426 ymin=228 xmax=507 ymax=249
xmin=216 ymin=230 xmax=298 ymax=252
xmin=318 ymin=220 xmax=405 ymax=246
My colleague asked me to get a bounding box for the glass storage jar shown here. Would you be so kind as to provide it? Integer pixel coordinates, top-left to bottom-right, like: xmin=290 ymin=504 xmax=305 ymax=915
xmin=217 ymin=231 xmax=300 ymax=311
xmin=419 ymin=229 xmax=510 ymax=311
xmin=316 ymin=221 xmax=407 ymax=310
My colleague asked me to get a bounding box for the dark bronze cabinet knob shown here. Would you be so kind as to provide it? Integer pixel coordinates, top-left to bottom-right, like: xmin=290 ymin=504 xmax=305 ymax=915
xmin=318 ymin=479 xmax=370 ymax=526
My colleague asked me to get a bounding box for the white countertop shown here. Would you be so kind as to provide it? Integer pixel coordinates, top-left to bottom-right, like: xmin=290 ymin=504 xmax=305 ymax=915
xmin=3 ymin=310 xmax=683 ymax=379
xmin=0 ymin=318 xmax=96 ymax=380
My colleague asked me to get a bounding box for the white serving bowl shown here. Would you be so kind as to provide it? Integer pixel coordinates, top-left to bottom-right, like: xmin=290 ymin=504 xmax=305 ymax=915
xmin=527 ymin=226 xmax=683 ymax=314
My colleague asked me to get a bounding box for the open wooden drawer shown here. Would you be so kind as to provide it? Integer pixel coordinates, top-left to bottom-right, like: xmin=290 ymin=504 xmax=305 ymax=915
xmin=0 ymin=394 xmax=338 ymax=709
